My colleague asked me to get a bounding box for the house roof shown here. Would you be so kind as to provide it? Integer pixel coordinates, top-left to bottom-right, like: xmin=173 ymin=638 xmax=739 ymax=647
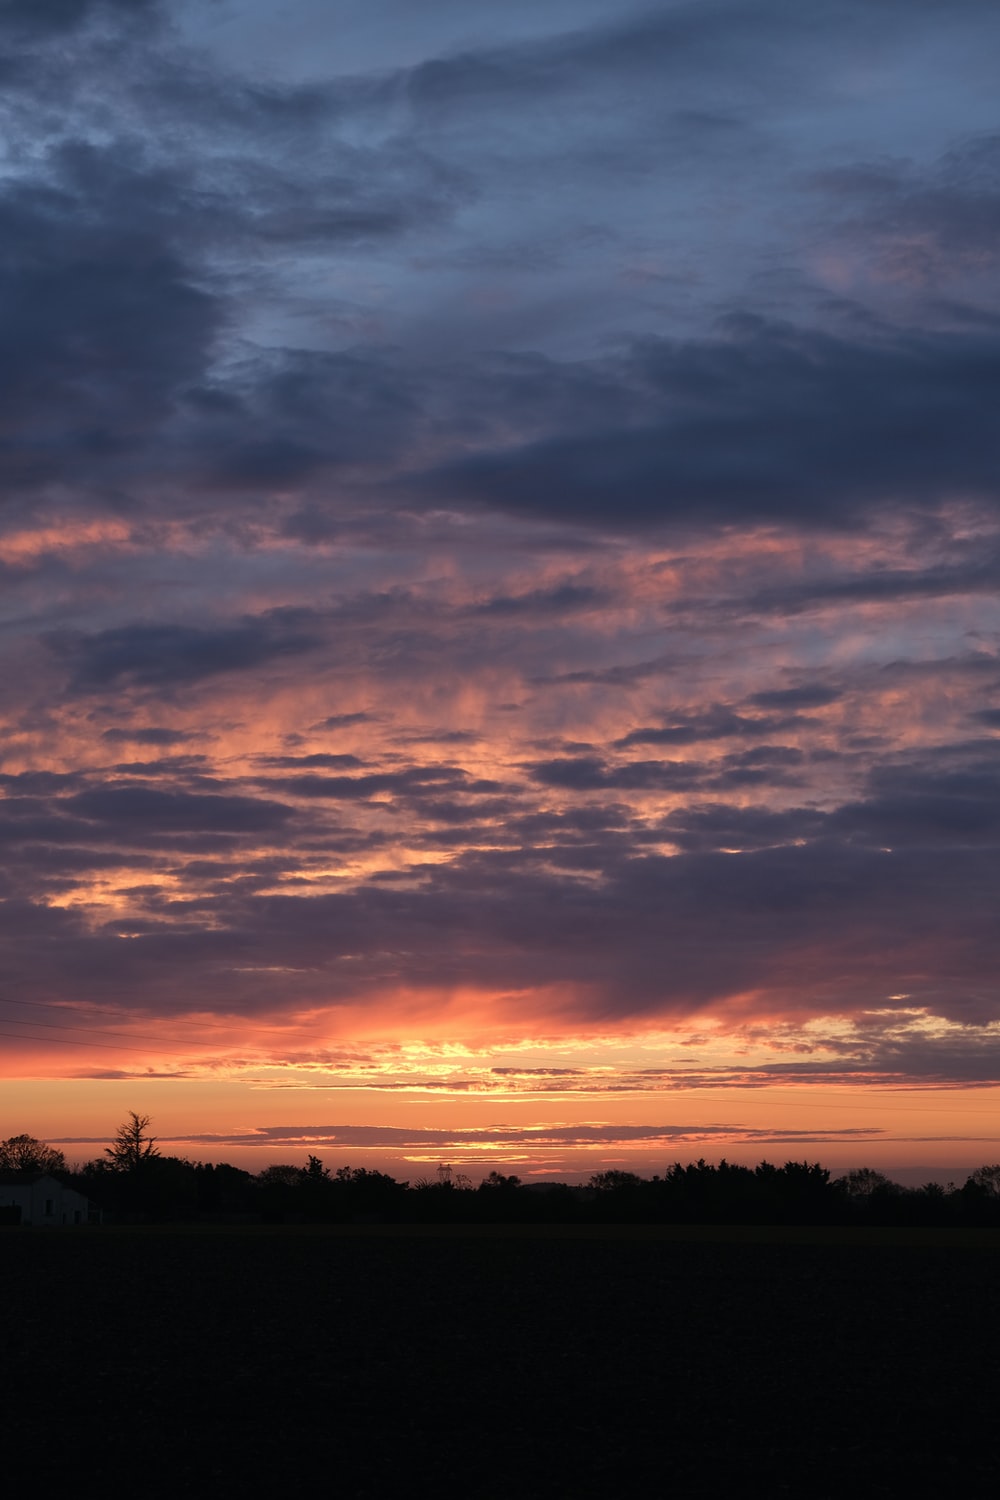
xmin=0 ymin=1172 xmax=87 ymax=1195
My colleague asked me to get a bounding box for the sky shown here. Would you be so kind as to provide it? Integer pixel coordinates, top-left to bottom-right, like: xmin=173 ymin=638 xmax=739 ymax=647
xmin=1 ymin=0 xmax=999 ymax=1183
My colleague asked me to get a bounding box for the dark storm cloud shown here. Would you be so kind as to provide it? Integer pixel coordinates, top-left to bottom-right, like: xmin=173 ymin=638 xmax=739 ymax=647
xmin=105 ymin=757 xmax=211 ymax=778
xmin=312 ymin=713 xmax=376 ymax=731
xmin=663 ymin=803 xmax=832 ymax=854
xmin=414 ymin=322 xmax=1000 ymax=528
xmin=48 ymin=612 xmax=323 ymax=691
xmin=748 ymin=685 xmax=843 ymax=711
xmin=258 ymin=753 xmax=365 ymax=770
xmin=813 ymin=133 xmax=1000 ymax=283
xmin=65 ymin=785 xmax=294 ymax=836
xmin=0 ymin=42 xmax=458 ymax=513
xmin=196 ymin=348 xmax=424 ymax=494
xmin=394 ymin=0 xmax=992 ymax=124
xmin=706 ymin=746 xmax=805 ymax=792
xmin=616 ymin=706 xmax=813 ymax=748
xmin=7 ymin=774 xmax=289 ymax=876
xmin=0 ymin=0 xmax=160 ymax=35
xmin=3 ymin=0 xmax=996 ymax=536
xmin=831 ymin=762 xmax=1000 ymax=847
xmin=744 ymin=546 xmax=1000 ymax=616
xmin=530 ymin=655 xmax=680 ymax=688
xmin=261 ymin=764 xmax=505 ymax=803
xmin=664 ymin=755 xmax=1000 ymax=854
xmin=0 ymin=843 xmax=156 ymax=882
xmin=0 ymin=157 xmax=219 ymax=496
xmin=0 ymin=770 xmax=83 ymax=796
xmin=161 ymin=317 xmax=1000 ymax=533
xmin=472 ymin=583 xmax=607 ymax=617
xmin=876 ymin=654 xmax=1000 ymax=686
xmin=128 ymin=73 xmax=470 ymax=251
xmin=0 ymin=797 xmax=996 ymax=1028
xmin=523 ymin=744 xmax=805 ymax=800
xmin=527 ymin=756 xmax=704 ymax=793
xmin=101 ymin=727 xmax=198 ymax=746
xmin=407 ymin=796 xmax=517 ymax=827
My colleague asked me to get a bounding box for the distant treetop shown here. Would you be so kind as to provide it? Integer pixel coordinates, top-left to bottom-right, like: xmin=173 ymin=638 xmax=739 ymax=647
xmin=0 ymin=1134 xmax=67 ymax=1175
xmin=105 ymin=1112 xmax=160 ymax=1173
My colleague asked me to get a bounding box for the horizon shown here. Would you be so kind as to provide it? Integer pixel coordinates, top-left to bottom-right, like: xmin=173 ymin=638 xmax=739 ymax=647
xmin=2 ymin=1 xmax=999 ymax=1176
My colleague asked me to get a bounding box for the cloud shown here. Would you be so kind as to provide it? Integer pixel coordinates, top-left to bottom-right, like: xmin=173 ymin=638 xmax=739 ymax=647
xmin=260 ymin=763 xmax=505 ymax=803
xmin=2 ymin=0 xmax=999 ymax=1119
xmin=472 ymin=582 xmax=607 ymax=617
xmin=312 ymin=713 xmax=376 ymax=731
xmin=530 ymin=655 xmax=681 ymax=688
xmin=527 ymin=756 xmax=705 ymax=792
xmin=744 ymin=547 xmax=1000 ymax=616
xmin=258 ymin=753 xmax=365 ymax=770
xmin=615 ymin=706 xmax=814 ymax=748
xmin=147 ymin=1120 xmax=881 ymax=1153
xmin=0 ymin=821 xmax=994 ymax=1030
xmin=3 ymin=0 xmax=998 ymax=544
xmin=0 ymin=0 xmax=161 ymax=36
xmin=393 ymin=1 xmax=996 ymax=130
xmin=101 ymin=727 xmax=198 ymax=746
xmin=0 ymin=154 xmax=219 ymax=495
xmin=63 ymin=784 xmax=294 ymax=837
xmin=663 ymin=803 xmax=830 ymax=854
xmin=411 ymin=322 xmax=1000 ymax=529
xmin=48 ymin=613 xmax=323 ymax=691
xmin=748 ymin=685 xmax=843 ymax=711
xmin=811 ymin=133 xmax=1000 ymax=290
xmin=831 ymin=761 xmax=1000 ymax=847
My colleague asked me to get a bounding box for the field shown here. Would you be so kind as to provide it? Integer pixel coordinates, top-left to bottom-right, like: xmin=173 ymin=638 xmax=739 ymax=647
xmin=4 ymin=1225 xmax=998 ymax=1495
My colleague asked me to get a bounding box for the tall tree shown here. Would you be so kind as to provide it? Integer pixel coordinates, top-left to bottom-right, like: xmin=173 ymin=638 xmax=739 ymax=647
xmin=105 ymin=1112 xmax=159 ymax=1173
xmin=0 ymin=1134 xmax=66 ymax=1174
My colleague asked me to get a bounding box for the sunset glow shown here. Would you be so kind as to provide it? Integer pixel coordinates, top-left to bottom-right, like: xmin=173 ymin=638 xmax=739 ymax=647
xmin=2 ymin=0 xmax=999 ymax=1182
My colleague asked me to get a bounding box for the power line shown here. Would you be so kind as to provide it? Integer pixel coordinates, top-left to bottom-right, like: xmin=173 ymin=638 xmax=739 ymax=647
xmin=0 ymin=1013 xmax=225 ymax=1048
xmin=0 ymin=1025 xmax=173 ymax=1055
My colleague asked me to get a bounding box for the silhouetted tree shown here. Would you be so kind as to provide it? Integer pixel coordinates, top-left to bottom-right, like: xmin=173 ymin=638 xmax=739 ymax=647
xmin=331 ymin=1166 xmax=409 ymax=1223
xmin=968 ymin=1164 xmax=1000 ymax=1197
xmin=480 ymin=1171 xmax=523 ymax=1190
xmin=43 ymin=1139 xmax=1000 ymax=1227
xmin=0 ymin=1134 xmax=66 ymax=1174
xmin=959 ymin=1164 xmax=1000 ymax=1226
xmin=475 ymin=1170 xmax=527 ymax=1222
xmin=837 ymin=1167 xmax=896 ymax=1199
xmin=589 ymin=1170 xmax=644 ymax=1191
xmin=192 ymin=1161 xmax=254 ymax=1216
xmin=302 ymin=1154 xmax=330 ymax=1182
xmin=334 ymin=1166 xmax=406 ymax=1193
xmin=835 ymin=1168 xmax=902 ymax=1224
xmin=761 ymin=1161 xmax=834 ymax=1224
xmin=658 ymin=1159 xmax=747 ymax=1222
xmin=257 ymin=1164 xmax=301 ymax=1187
xmin=295 ymin=1155 xmax=337 ymax=1220
xmin=105 ymin=1111 xmax=159 ymax=1173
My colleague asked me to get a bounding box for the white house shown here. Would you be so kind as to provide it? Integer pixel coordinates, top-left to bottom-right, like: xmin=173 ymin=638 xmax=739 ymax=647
xmin=0 ymin=1172 xmax=97 ymax=1226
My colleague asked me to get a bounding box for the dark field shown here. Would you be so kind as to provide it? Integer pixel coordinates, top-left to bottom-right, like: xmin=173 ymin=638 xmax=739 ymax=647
xmin=5 ymin=1226 xmax=998 ymax=1496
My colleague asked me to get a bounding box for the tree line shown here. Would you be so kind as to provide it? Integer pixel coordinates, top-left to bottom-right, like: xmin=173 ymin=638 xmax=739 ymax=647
xmin=3 ymin=1115 xmax=1000 ymax=1226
